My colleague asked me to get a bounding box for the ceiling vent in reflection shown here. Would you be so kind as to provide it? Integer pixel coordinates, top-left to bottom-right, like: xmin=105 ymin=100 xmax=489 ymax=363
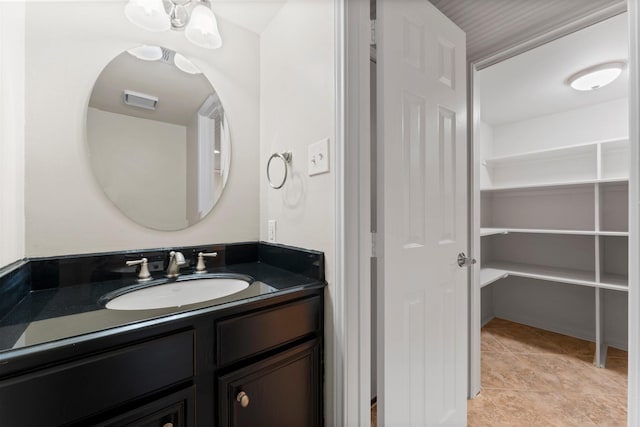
xmin=160 ymin=47 xmax=174 ymax=64
xmin=123 ymin=90 xmax=159 ymax=110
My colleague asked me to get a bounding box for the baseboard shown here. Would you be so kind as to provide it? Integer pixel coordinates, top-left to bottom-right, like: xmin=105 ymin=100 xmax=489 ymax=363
xmin=493 ymin=312 xmax=595 ymax=343
xmin=606 ymin=339 xmax=629 ymax=352
xmin=481 ymin=314 xmax=494 ymax=328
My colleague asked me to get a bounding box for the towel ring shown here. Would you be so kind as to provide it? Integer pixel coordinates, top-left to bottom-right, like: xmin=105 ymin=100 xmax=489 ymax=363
xmin=267 ymin=151 xmax=292 ymax=189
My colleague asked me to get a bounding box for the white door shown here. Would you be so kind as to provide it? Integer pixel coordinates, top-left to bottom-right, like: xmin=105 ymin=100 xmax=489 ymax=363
xmin=376 ymin=1 xmax=468 ymax=425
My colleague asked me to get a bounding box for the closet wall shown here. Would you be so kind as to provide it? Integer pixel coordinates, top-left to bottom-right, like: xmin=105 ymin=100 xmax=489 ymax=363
xmin=479 ymin=94 xmax=629 ymax=363
xmin=476 ymin=12 xmax=630 ymax=367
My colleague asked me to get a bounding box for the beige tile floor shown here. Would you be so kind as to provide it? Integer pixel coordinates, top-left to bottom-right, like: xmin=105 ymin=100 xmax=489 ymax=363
xmin=371 ymin=318 xmax=627 ymax=426
xmin=372 ymin=402 xmax=377 ymax=426
xmin=468 ymin=318 xmax=628 ymax=427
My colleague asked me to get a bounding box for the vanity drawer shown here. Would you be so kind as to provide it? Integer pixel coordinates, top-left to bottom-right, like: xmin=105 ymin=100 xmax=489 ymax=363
xmin=216 ymin=296 xmax=321 ymax=366
xmin=0 ymin=330 xmax=194 ymax=426
xmin=95 ymin=386 xmax=195 ymax=427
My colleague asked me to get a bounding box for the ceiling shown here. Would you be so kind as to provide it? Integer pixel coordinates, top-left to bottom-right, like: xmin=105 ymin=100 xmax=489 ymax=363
xmin=211 ymin=0 xmax=287 ymax=34
xmin=478 ymin=13 xmax=628 ymax=126
xmin=429 ymin=0 xmax=626 ymax=63
xmin=89 ymin=50 xmax=214 ymax=126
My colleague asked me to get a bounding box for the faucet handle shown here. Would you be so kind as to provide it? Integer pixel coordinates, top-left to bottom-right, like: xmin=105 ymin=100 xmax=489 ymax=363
xmin=126 ymin=258 xmax=152 ymax=281
xmin=196 ymin=252 xmax=218 ymax=273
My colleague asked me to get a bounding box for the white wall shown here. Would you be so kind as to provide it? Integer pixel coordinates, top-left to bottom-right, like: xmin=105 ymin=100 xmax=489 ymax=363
xmin=24 ymin=2 xmax=260 ymax=256
xmin=87 ymin=108 xmax=188 ymax=230
xmin=491 ymin=97 xmax=628 ymax=156
xmin=259 ymin=0 xmax=335 ymax=420
xmin=478 ymin=120 xmax=494 ymax=188
xmin=0 ymin=3 xmax=26 ymax=268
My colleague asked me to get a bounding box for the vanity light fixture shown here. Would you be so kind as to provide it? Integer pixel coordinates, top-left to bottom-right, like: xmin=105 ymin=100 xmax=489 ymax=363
xmin=127 ymin=45 xmax=163 ymax=61
xmin=174 ymin=53 xmax=202 ymax=74
xmin=124 ymin=0 xmax=222 ymax=50
xmin=124 ymin=0 xmax=169 ymax=32
xmin=567 ymin=61 xmax=626 ymax=91
xmin=128 ymin=46 xmax=202 ymax=75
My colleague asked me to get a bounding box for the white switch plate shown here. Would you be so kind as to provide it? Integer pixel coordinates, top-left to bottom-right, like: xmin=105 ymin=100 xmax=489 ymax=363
xmin=267 ymin=220 xmax=277 ymax=243
xmin=308 ymin=138 xmax=330 ymax=176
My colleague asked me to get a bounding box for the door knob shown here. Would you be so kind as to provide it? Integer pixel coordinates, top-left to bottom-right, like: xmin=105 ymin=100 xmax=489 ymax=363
xmin=236 ymin=391 xmax=250 ymax=408
xmin=457 ymin=252 xmax=476 ymax=267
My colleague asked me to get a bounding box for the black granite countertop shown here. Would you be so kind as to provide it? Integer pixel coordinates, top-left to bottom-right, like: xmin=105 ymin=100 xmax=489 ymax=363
xmin=0 ymin=242 xmax=325 ymax=358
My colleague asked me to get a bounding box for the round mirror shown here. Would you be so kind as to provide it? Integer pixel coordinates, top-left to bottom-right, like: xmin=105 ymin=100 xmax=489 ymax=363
xmin=86 ymin=45 xmax=230 ymax=231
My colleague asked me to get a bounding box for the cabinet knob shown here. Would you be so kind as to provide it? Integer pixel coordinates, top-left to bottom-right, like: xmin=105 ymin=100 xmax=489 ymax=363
xmin=236 ymin=391 xmax=250 ymax=408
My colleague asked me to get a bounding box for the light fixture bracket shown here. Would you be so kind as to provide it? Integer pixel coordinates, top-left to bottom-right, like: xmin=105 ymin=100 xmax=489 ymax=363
xmin=162 ymin=0 xmax=212 ymax=30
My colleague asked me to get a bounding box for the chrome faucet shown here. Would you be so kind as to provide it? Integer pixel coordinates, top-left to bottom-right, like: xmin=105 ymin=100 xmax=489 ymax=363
xmin=166 ymin=251 xmax=186 ymax=278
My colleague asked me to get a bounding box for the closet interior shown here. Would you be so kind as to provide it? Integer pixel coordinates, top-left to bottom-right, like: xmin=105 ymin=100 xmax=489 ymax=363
xmin=476 ymin=13 xmax=629 ymax=368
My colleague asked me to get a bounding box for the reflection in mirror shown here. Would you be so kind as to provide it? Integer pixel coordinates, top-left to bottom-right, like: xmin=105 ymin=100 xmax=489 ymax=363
xmin=87 ymin=45 xmax=230 ymax=231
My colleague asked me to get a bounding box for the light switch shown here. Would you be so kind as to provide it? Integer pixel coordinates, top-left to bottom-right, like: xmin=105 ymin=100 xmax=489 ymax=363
xmin=308 ymin=138 xmax=330 ymax=176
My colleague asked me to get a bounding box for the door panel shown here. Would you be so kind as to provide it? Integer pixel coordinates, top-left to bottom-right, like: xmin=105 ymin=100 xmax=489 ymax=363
xmin=377 ymin=1 xmax=467 ymax=425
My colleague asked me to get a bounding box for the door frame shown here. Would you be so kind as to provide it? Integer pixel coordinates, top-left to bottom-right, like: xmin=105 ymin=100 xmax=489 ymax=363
xmin=627 ymin=1 xmax=639 ymax=425
xmin=338 ymin=0 xmax=639 ymax=425
xmin=465 ymin=2 xmax=639 ymax=424
xmin=334 ymin=0 xmax=372 ymax=425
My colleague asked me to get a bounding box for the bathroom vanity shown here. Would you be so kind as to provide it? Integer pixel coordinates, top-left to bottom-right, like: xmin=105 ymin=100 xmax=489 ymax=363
xmin=0 ymin=242 xmax=325 ymax=426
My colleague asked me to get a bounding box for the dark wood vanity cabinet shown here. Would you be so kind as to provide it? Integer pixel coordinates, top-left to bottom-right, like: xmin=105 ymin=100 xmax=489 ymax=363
xmin=215 ymin=295 xmax=323 ymax=427
xmin=0 ymin=330 xmax=195 ymax=426
xmin=95 ymin=386 xmax=195 ymax=427
xmin=0 ymin=289 xmax=323 ymax=427
xmin=217 ymin=339 xmax=321 ymax=427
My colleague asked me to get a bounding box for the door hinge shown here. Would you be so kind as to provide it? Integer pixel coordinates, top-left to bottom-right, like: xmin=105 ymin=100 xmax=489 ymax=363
xmin=370 ymin=19 xmax=376 ymax=46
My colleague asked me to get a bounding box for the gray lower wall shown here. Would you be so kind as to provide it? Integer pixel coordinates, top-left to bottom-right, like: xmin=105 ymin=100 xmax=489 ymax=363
xmin=482 ymin=277 xmax=628 ymax=351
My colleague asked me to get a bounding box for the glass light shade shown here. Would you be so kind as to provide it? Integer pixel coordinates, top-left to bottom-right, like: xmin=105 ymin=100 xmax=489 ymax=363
xmin=124 ymin=0 xmax=170 ymax=32
xmin=568 ymin=62 xmax=625 ymax=91
xmin=127 ymin=45 xmax=163 ymax=61
xmin=185 ymin=5 xmax=222 ymax=49
xmin=174 ymin=53 xmax=202 ymax=74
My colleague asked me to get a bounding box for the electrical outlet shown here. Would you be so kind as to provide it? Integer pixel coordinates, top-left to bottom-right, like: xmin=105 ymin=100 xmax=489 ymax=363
xmin=308 ymin=138 xmax=330 ymax=176
xmin=268 ymin=220 xmax=277 ymax=243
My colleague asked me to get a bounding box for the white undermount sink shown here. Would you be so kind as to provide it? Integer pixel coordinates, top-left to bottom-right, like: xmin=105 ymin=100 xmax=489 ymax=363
xmin=105 ymin=277 xmax=250 ymax=310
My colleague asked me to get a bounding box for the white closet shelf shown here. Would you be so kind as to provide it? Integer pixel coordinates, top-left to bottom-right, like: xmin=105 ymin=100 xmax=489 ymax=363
xmin=482 ymin=137 xmax=628 ymax=166
xmin=600 ymin=273 xmax=629 ymax=291
xmin=480 ymin=267 xmax=509 ymax=288
xmin=481 ymin=177 xmax=628 ymax=192
xmin=480 ymin=228 xmax=509 ymax=237
xmin=480 ymin=227 xmax=629 ymax=237
xmin=480 ymin=262 xmax=628 ymax=291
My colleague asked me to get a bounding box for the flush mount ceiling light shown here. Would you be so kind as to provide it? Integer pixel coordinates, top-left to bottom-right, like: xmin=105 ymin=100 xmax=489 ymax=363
xmin=567 ymin=61 xmax=626 ymax=91
xmin=124 ymin=0 xmax=222 ymax=50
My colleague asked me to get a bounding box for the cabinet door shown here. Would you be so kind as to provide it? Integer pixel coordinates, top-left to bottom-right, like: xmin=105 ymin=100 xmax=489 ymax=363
xmin=218 ymin=339 xmax=321 ymax=427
